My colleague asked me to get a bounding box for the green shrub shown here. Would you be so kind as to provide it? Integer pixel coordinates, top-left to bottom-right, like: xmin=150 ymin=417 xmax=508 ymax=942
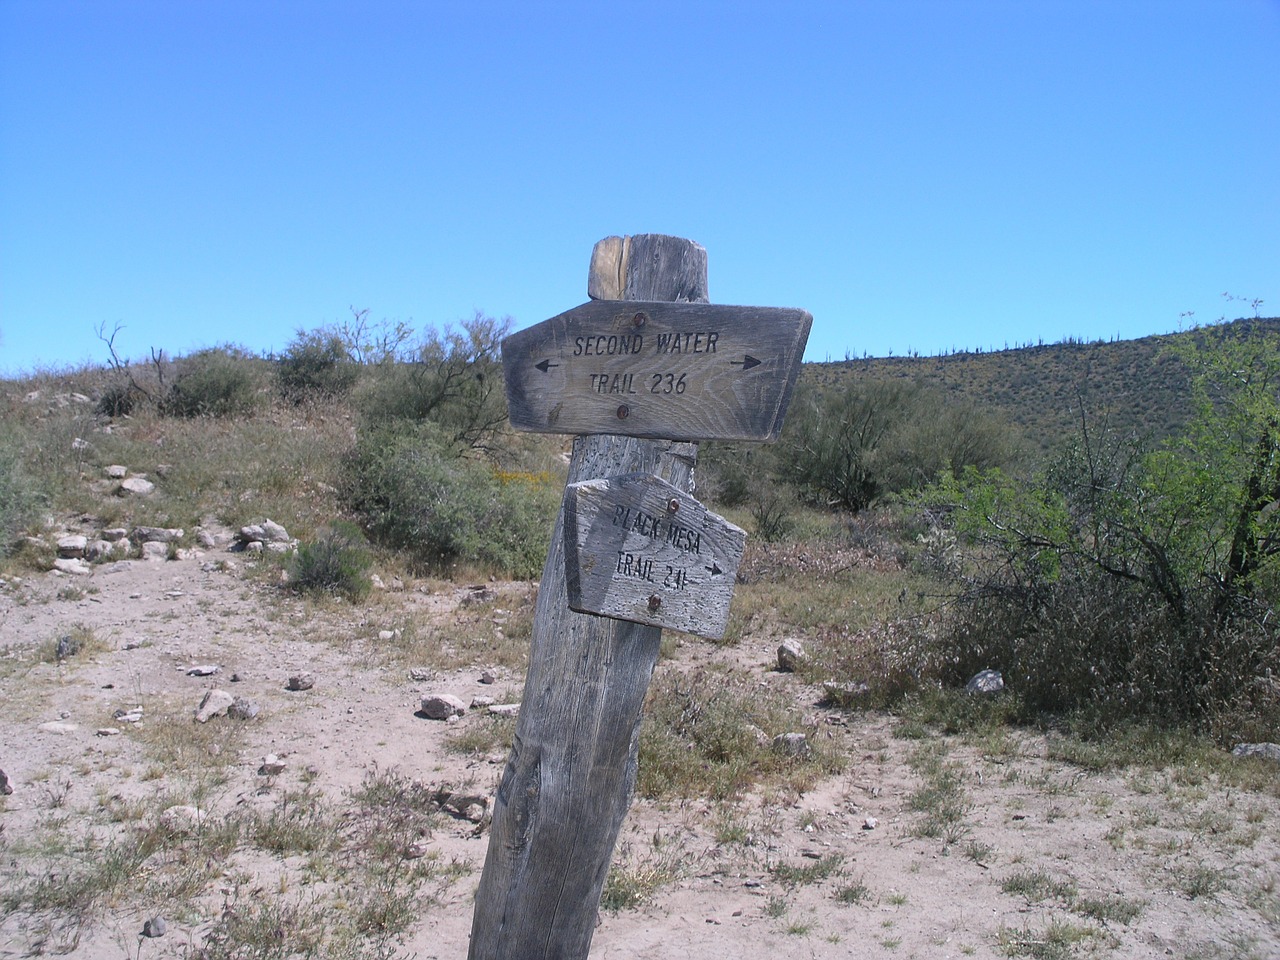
xmin=289 ymin=521 xmax=373 ymax=601
xmin=925 ymin=333 xmax=1280 ymax=735
xmin=778 ymin=379 xmax=1015 ymax=512
xmin=343 ymin=424 xmax=555 ymax=578
xmin=353 ymin=313 xmax=509 ymax=449
xmin=277 ymin=331 xmax=358 ymax=403
xmin=162 ymin=347 xmax=264 ymax=418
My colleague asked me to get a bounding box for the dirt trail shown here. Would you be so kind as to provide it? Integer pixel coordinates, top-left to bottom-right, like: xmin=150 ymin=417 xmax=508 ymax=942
xmin=1 ymin=555 xmax=1277 ymax=959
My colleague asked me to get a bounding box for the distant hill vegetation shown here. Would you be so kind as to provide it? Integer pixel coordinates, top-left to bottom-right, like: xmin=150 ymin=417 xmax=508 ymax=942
xmin=803 ymin=316 xmax=1280 ymax=453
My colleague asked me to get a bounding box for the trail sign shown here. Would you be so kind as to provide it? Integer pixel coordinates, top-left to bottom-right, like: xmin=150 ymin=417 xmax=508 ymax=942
xmin=564 ymin=473 xmax=746 ymax=640
xmin=502 ymin=299 xmax=812 ymax=442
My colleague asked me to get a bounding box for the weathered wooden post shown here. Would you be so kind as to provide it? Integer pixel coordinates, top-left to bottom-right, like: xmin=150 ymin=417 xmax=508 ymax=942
xmin=469 ymin=235 xmax=809 ymax=959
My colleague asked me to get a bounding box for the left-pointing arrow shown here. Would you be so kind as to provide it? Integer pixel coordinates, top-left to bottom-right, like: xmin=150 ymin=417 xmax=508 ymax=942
xmin=535 ymin=359 xmax=559 ymax=373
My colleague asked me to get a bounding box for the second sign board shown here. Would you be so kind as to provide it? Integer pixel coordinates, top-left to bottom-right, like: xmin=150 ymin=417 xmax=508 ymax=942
xmin=563 ymin=473 xmax=746 ymax=641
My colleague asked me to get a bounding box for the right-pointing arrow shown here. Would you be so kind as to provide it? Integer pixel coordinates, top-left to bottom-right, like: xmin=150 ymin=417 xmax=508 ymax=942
xmin=731 ymin=356 xmax=761 ymax=371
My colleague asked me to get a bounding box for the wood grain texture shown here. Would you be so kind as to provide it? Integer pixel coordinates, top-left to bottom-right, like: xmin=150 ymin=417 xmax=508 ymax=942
xmin=502 ymin=300 xmax=812 ymax=442
xmin=586 ymin=235 xmax=629 ymax=301
xmin=564 ymin=473 xmax=745 ymax=640
xmin=469 ymin=235 xmax=706 ymax=960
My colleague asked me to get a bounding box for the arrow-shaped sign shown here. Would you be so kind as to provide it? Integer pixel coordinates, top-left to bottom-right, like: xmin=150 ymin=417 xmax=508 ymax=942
xmin=564 ymin=473 xmax=746 ymax=640
xmin=502 ymin=300 xmax=811 ymax=443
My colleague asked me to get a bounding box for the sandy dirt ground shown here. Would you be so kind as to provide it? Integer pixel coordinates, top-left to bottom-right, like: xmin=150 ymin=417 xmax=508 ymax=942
xmin=2 ymin=552 xmax=1278 ymax=959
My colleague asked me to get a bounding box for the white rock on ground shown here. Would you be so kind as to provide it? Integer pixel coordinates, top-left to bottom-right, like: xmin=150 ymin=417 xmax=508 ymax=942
xmin=421 ymin=694 xmax=467 ymax=719
xmin=194 ymin=689 xmax=235 ymax=723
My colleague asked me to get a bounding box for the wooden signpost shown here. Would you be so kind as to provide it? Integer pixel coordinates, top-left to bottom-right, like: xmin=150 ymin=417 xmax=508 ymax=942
xmin=468 ymin=235 xmax=810 ymax=960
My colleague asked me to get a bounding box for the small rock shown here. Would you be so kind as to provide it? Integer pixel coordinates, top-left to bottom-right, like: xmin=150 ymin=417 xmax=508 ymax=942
xmin=52 ymin=558 xmax=92 ymax=576
xmin=409 ymin=668 xmax=433 ymax=681
xmin=195 ymin=528 xmax=219 ymax=549
xmin=132 ymin=526 xmax=183 ymax=543
xmin=471 ymin=696 xmax=496 ymax=709
xmin=84 ymin=539 xmax=116 ymax=561
xmin=55 ymin=634 xmax=80 ymax=660
xmin=965 ymin=669 xmax=1004 ymax=695
xmin=118 ymin=477 xmax=155 ymax=496
xmin=239 ymin=524 xmax=266 ymax=543
xmin=114 ymin=707 xmax=144 ymax=723
xmin=141 ymin=917 xmax=167 ymax=938
xmin=103 ymin=527 xmax=128 ymax=540
xmin=370 ymin=574 xmax=387 ymax=590
xmin=1232 ymin=742 xmax=1280 ymax=763
xmin=777 ymin=638 xmax=807 ymax=672
xmin=488 ymin=703 xmax=520 ymax=717
xmin=862 ymin=817 xmax=879 ymax=830
xmin=772 ymin=732 xmax=811 ymax=759
xmin=421 ymin=694 xmax=467 ymax=719
xmin=56 ymin=535 xmax=88 ymax=558
xmin=228 ymin=697 xmax=260 ymax=720
xmin=261 ymin=520 xmax=290 ymax=542
xmin=194 ymin=689 xmax=235 ymax=723
xmin=378 ymin=630 xmax=397 ymax=642
xmin=37 ymin=721 xmax=80 ymax=734
xmin=265 ymin=541 xmax=292 ymax=555
xmin=286 ymin=673 xmax=315 ymax=691
xmin=479 ymin=668 xmax=498 ymax=685
xmin=105 ymin=465 xmax=128 ymax=479
xmin=187 ymin=664 xmax=221 ymax=677
xmin=96 ymin=727 xmax=122 ymax=737
xmin=0 ymin=768 xmax=13 ymax=794
xmin=139 ymin=541 xmax=170 ymax=562
xmin=259 ymin=754 xmax=287 ymax=776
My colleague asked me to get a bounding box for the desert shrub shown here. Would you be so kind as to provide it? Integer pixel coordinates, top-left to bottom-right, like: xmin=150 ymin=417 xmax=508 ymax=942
xmin=289 ymin=521 xmax=373 ymax=601
xmin=0 ymin=431 xmax=45 ymax=554
xmin=277 ymin=330 xmax=358 ymax=403
xmin=96 ymin=380 xmax=141 ymax=417
xmin=926 ymin=331 xmax=1280 ymax=733
xmin=162 ymin=346 xmax=264 ymax=418
xmin=354 ymin=313 xmax=509 ymax=450
xmin=343 ymin=423 xmax=555 ymax=577
xmin=778 ymin=379 xmax=1015 ymax=513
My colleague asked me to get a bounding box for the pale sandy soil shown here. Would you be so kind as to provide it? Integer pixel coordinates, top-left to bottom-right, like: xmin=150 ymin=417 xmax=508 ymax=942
xmin=1 ymin=553 xmax=1278 ymax=960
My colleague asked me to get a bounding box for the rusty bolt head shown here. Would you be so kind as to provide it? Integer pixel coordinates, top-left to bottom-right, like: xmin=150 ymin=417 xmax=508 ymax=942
xmin=632 ymin=312 xmax=647 ymax=327
xmin=667 ymin=498 xmax=680 ymax=513
xmin=647 ymin=594 xmax=662 ymax=611
xmin=616 ymin=404 xmax=630 ymax=419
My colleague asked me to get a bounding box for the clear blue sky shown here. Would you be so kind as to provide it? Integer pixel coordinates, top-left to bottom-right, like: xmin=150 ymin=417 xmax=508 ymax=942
xmin=2 ymin=0 xmax=1277 ymax=376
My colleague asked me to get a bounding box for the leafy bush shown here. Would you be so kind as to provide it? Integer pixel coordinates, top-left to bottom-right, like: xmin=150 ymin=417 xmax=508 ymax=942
xmin=289 ymin=521 xmax=373 ymax=601
xmin=343 ymin=424 xmax=555 ymax=577
xmin=354 ymin=312 xmax=509 ymax=449
xmin=925 ymin=332 xmax=1280 ymax=734
xmin=162 ymin=347 xmax=264 ymax=418
xmin=277 ymin=330 xmax=358 ymax=403
xmin=0 ymin=432 xmax=45 ymax=554
xmin=779 ymin=379 xmax=1015 ymax=512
